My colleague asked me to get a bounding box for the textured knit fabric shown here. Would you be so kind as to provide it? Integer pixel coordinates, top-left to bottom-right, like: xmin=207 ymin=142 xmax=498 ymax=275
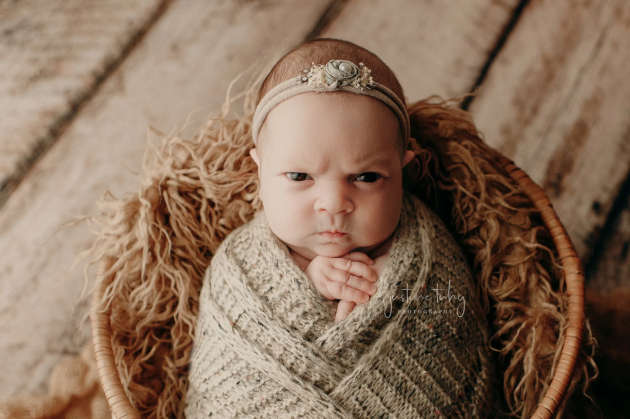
xmin=184 ymin=191 xmax=495 ymax=418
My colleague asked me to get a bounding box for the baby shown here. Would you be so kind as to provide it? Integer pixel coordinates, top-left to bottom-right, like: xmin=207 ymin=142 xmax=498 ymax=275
xmin=185 ymin=38 xmax=495 ymax=418
xmin=249 ymin=47 xmax=415 ymax=324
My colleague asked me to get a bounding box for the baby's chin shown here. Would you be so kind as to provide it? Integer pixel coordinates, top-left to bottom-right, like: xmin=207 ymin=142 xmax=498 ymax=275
xmin=288 ymin=241 xmax=358 ymax=260
xmin=311 ymin=241 xmax=379 ymax=259
xmin=285 ymin=234 xmax=387 ymax=260
xmin=314 ymin=246 xmax=355 ymax=258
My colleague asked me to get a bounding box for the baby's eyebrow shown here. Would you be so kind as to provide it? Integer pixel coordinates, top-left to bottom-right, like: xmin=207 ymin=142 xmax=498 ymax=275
xmin=354 ymin=155 xmax=392 ymax=167
xmin=285 ymin=154 xmax=392 ymax=172
xmin=357 ymin=154 xmax=391 ymax=164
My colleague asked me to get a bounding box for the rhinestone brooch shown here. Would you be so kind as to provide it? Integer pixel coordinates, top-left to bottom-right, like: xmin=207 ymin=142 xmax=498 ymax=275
xmin=298 ymin=59 xmax=375 ymax=91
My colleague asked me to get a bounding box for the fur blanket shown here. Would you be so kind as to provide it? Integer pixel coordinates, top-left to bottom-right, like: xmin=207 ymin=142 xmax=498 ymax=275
xmin=0 ymin=95 xmax=599 ymax=418
xmin=184 ymin=191 xmax=496 ymax=418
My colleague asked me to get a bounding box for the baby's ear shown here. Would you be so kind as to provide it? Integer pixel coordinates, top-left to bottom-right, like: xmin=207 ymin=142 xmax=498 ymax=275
xmin=249 ymin=148 xmax=260 ymax=167
xmin=402 ymin=146 xmax=416 ymax=167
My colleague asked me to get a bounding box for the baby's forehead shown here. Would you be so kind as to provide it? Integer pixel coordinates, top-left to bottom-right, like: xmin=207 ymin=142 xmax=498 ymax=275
xmin=266 ymin=131 xmax=400 ymax=154
xmin=269 ymin=141 xmax=398 ymax=168
xmin=258 ymin=92 xmax=402 ymax=155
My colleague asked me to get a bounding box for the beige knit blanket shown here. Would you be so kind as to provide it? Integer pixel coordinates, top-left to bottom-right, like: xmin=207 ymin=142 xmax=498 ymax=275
xmin=184 ymin=191 xmax=496 ymax=418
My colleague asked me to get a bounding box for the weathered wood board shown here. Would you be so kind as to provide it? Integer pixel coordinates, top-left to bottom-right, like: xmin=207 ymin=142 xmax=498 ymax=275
xmin=322 ymin=0 xmax=520 ymax=101
xmin=0 ymin=0 xmax=333 ymax=399
xmin=589 ymin=187 xmax=630 ymax=292
xmin=1 ymin=0 xmax=626 ymax=414
xmin=469 ymin=0 xmax=630 ymax=263
xmin=0 ymin=0 xmax=525 ymax=400
xmin=0 ymin=0 xmax=167 ymax=205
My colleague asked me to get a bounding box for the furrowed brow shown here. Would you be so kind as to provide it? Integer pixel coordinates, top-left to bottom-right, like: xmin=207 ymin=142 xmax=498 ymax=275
xmin=355 ymin=155 xmax=391 ymax=167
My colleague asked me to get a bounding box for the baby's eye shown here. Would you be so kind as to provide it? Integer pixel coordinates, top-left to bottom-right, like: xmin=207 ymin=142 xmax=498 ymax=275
xmin=355 ymin=172 xmax=382 ymax=183
xmin=286 ymin=172 xmax=311 ymax=182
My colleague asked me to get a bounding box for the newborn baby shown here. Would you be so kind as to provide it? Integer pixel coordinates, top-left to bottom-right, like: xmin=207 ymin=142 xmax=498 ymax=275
xmin=184 ymin=39 xmax=495 ymax=418
xmin=249 ymin=90 xmax=415 ymax=323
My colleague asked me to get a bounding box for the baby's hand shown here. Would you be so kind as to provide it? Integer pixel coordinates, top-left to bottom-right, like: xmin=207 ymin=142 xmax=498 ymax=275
xmin=305 ymin=251 xmax=378 ymax=305
xmin=334 ymin=251 xmax=389 ymax=322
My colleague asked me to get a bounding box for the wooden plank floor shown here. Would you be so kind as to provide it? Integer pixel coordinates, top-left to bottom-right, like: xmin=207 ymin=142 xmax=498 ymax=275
xmin=1 ymin=0 xmax=627 ymax=415
xmin=0 ymin=0 xmax=333 ymax=398
xmin=0 ymin=0 xmax=167 ymax=206
xmin=471 ymin=0 xmax=630 ymax=262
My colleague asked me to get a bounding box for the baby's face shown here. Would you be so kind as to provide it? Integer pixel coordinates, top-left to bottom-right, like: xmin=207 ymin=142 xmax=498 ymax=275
xmin=250 ymin=91 xmax=415 ymax=261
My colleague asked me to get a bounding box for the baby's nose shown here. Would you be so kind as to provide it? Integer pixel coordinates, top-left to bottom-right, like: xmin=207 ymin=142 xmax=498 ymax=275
xmin=315 ymin=182 xmax=353 ymax=214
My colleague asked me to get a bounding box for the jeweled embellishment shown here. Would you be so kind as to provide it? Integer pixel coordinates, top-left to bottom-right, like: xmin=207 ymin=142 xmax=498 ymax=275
xmin=298 ymin=59 xmax=375 ymax=91
xmin=326 ymin=59 xmax=359 ymax=83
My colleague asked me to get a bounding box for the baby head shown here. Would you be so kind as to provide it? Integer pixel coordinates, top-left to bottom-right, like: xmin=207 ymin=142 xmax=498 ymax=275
xmin=249 ymin=38 xmax=416 ymax=262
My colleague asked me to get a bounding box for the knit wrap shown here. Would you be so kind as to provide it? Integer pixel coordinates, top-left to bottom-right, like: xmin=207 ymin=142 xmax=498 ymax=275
xmin=184 ymin=192 xmax=495 ymax=418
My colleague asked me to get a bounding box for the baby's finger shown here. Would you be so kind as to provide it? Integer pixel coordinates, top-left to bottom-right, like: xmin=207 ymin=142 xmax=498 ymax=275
xmin=336 ymin=284 xmax=370 ymax=304
xmin=335 ymin=300 xmax=356 ymax=323
xmin=326 ymin=264 xmax=377 ymax=296
xmin=331 ymin=258 xmax=378 ymax=283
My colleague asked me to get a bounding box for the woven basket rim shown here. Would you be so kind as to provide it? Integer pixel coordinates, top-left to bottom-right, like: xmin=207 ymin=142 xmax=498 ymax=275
xmin=89 ymin=154 xmax=584 ymax=419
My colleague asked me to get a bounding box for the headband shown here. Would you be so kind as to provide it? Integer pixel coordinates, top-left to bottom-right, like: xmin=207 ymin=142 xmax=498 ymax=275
xmin=251 ymin=59 xmax=410 ymax=147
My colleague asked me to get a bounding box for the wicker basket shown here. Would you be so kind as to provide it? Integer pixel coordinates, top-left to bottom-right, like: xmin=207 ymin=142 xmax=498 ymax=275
xmin=90 ymin=148 xmax=585 ymax=419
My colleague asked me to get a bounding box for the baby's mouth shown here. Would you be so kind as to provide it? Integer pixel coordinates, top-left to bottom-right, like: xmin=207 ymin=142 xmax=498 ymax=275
xmin=318 ymin=231 xmax=347 ymax=239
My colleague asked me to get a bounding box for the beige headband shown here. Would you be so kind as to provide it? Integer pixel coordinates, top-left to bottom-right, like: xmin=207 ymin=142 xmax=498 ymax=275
xmin=251 ymin=59 xmax=410 ymax=147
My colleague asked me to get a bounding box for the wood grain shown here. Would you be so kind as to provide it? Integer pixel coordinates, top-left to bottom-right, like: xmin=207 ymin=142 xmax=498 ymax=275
xmin=0 ymin=0 xmax=331 ymax=399
xmin=321 ymin=0 xmax=520 ymax=100
xmin=0 ymin=0 xmax=166 ymax=205
xmin=588 ymin=188 xmax=630 ymax=291
xmin=0 ymin=0 xmax=526 ymax=401
xmin=469 ymin=0 xmax=630 ymax=261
